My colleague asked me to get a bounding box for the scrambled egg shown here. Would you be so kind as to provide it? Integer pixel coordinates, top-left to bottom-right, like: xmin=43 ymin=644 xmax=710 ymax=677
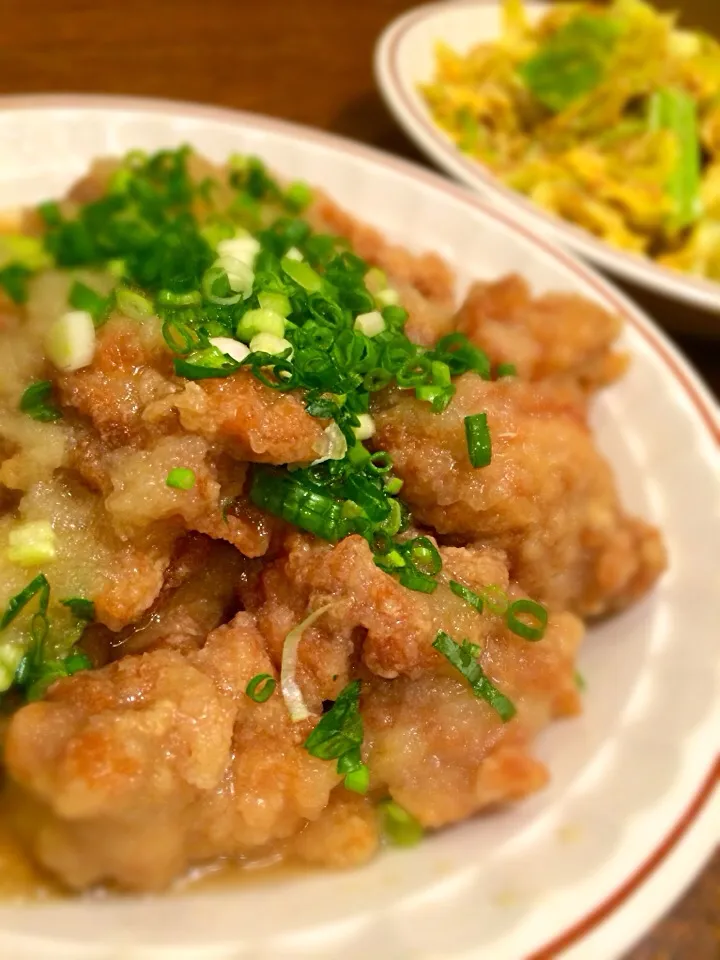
xmin=421 ymin=0 xmax=720 ymax=280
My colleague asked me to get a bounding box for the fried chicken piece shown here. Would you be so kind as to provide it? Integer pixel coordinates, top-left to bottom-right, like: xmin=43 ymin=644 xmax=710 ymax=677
xmin=250 ymin=532 xmax=582 ymax=697
xmin=290 ymin=793 xmax=379 ymax=867
xmin=5 ymin=537 xmax=582 ymax=890
xmin=113 ymin=535 xmax=247 ymax=656
xmin=147 ymin=373 xmax=325 ymax=465
xmin=373 ymin=374 xmax=666 ymax=615
xmin=455 ymin=275 xmax=628 ymax=392
xmin=58 ymin=317 xmax=174 ymax=448
xmin=104 ymin=435 xmax=276 ymax=558
xmin=5 ymin=613 xmax=337 ymax=891
xmin=60 ymin=316 xmax=324 ymax=466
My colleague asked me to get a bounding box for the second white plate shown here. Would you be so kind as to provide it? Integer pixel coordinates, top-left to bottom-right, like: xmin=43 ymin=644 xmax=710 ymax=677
xmin=375 ymin=0 xmax=720 ymax=316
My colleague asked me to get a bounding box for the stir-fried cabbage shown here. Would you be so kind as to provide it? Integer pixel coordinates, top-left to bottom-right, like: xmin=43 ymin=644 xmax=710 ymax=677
xmin=421 ymin=0 xmax=720 ymax=280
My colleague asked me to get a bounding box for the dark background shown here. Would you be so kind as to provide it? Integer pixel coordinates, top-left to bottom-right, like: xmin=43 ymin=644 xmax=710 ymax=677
xmin=1 ymin=1 xmax=718 ymax=956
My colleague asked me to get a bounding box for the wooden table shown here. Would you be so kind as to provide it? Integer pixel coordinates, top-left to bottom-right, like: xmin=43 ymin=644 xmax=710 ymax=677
xmin=1 ymin=1 xmax=718 ymax=956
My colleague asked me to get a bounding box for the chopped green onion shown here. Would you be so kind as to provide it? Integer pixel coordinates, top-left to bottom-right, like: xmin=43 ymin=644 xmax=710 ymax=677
xmin=432 ymin=630 xmax=516 ymax=722
xmin=217 ymin=233 xmax=261 ymax=267
xmin=384 ymin=477 xmax=403 ymax=495
xmin=209 ymin=336 xmax=250 ymax=364
xmin=0 ymin=234 xmax=52 ymax=271
xmin=354 ymin=310 xmax=386 ymax=338
xmin=336 ymin=747 xmax=369 ymax=794
xmin=368 ymin=451 xmax=393 ymax=475
xmin=236 ymin=307 xmax=286 ymax=342
xmin=0 ymin=573 xmax=49 ymax=630
xmin=403 ymin=536 xmax=442 ymax=576
xmin=258 ymin=290 xmax=291 ymax=317
xmin=60 ymin=597 xmax=95 ymax=621
xmin=343 ymin=762 xmax=370 ymax=794
xmin=506 ymin=598 xmax=548 ymax=641
xmin=246 ymin=673 xmax=276 ymax=703
xmin=115 ymin=286 xmax=154 ymax=320
xmin=249 ymin=333 xmax=293 ymax=358
xmin=397 ymin=356 xmax=431 ymax=387
xmin=162 ymin=319 xmax=201 ymax=354
xmin=250 ymin=468 xmax=349 ymax=542
xmin=353 ymin=413 xmax=376 ymax=441
xmin=482 ymin=585 xmax=509 ymax=615
xmin=375 ymin=288 xmax=400 ymax=307
xmin=364 ymin=368 xmax=393 ymax=392
xmin=281 ymin=256 xmax=323 ymax=292
xmin=19 ymin=381 xmax=61 ymax=422
xmin=378 ymin=800 xmax=424 ymax=847
xmin=430 ymin=333 xmax=491 ymax=380
xmin=399 ymin=569 xmax=438 ymax=594
xmin=415 ymin=383 xmax=455 ymax=413
xmin=166 ymin=467 xmax=196 ymax=490
xmin=7 ymin=520 xmax=56 ymax=567
xmin=202 ymin=265 xmax=243 ymax=305
xmin=157 ymin=289 xmax=202 ymax=308
xmin=45 ymin=310 xmax=96 ymax=372
xmin=574 ymin=670 xmax=586 ymax=692
xmin=449 ymin=580 xmax=484 ymax=613
xmin=0 ymin=263 xmax=32 ymax=304
xmin=464 ymin=413 xmax=492 ymax=468
xmin=496 ymin=363 xmax=517 ymax=378
xmin=173 ymin=346 xmax=241 ymax=380
xmin=312 ymin=422 xmax=347 ymax=464
xmin=304 ymin=680 xmax=364 ymax=780
xmin=285 ymin=181 xmax=313 ymax=212
xmin=37 ymin=200 xmax=62 ymax=227
xmin=69 ymin=280 xmax=110 ymax=325
xmin=19 ymin=648 xmax=93 ymax=702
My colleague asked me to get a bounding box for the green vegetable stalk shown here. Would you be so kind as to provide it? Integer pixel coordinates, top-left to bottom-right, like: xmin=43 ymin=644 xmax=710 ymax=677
xmin=649 ymin=87 xmax=703 ymax=232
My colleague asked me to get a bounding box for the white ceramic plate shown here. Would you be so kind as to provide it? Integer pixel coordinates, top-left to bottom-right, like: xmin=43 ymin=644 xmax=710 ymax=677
xmin=375 ymin=0 xmax=720 ymax=316
xmin=0 ymin=95 xmax=718 ymax=960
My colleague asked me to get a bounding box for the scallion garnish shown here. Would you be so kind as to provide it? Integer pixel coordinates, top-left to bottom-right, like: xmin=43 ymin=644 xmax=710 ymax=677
xmin=449 ymin=581 xmax=547 ymax=640
xmin=506 ymin=598 xmax=548 ymax=641
xmin=60 ymin=597 xmax=95 ymax=621
xmin=0 ymin=574 xmax=50 ymax=631
xmin=19 ymin=381 xmax=62 ymax=422
xmin=496 ymin=362 xmax=517 ymax=378
xmin=464 ymin=413 xmax=492 ymax=468
xmin=378 ymin=800 xmax=424 ymax=847
xmin=5 ymin=147 xmax=505 ymax=627
xmin=115 ymin=286 xmax=154 ymax=320
xmin=69 ymin=280 xmax=110 ymax=326
xmin=1 ymin=576 xmax=93 ymax=698
xmin=285 ymin=181 xmax=313 ymax=212
xmin=0 ymin=263 xmax=32 ymax=304
xmin=166 ymin=467 xmax=196 ymax=490
xmin=449 ymin=580 xmax=485 ymax=613
xmin=304 ymin=680 xmax=367 ymax=792
xmin=432 ymin=630 xmax=516 ymax=722
xmin=245 ymin=673 xmax=276 ymax=703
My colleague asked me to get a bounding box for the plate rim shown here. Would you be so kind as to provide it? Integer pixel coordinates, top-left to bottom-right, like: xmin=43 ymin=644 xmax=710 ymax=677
xmin=0 ymin=92 xmax=717 ymax=959
xmin=374 ymin=0 xmax=720 ymax=315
